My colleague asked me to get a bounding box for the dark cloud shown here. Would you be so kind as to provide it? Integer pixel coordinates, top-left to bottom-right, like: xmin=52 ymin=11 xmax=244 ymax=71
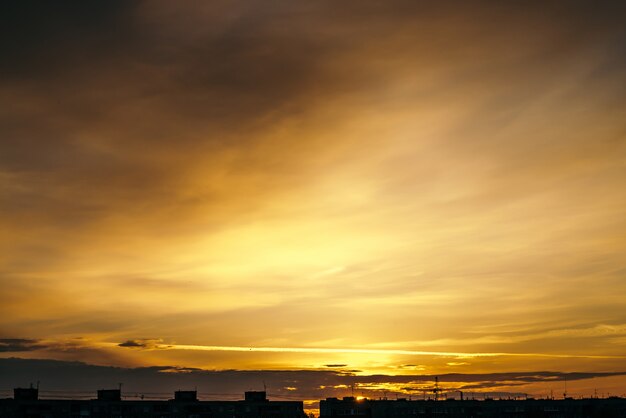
xmin=118 ymin=340 xmax=147 ymax=348
xmin=0 ymin=1 xmax=340 ymax=230
xmin=0 ymin=339 xmax=47 ymax=352
xmin=0 ymin=339 xmax=134 ymax=367
xmin=0 ymin=1 xmax=135 ymax=79
xmin=1 ymin=358 xmax=625 ymax=402
xmin=324 ymin=364 xmax=347 ymax=368
xmin=118 ymin=339 xmax=167 ymax=349
xmin=1 ymin=0 xmax=623 ymax=233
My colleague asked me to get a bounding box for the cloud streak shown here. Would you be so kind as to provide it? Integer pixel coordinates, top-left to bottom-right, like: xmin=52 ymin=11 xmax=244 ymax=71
xmin=15 ymin=336 xmax=622 ymax=360
xmin=0 ymin=339 xmax=47 ymax=353
xmin=119 ymin=342 xmax=626 ymax=360
xmin=118 ymin=339 xmax=169 ymax=349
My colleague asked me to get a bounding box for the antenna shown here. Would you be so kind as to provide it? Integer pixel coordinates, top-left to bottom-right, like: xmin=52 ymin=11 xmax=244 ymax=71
xmin=263 ymin=381 xmax=267 ymax=392
xmin=563 ymin=375 xmax=567 ymax=399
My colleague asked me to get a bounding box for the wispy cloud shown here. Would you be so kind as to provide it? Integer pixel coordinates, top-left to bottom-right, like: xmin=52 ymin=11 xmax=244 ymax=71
xmin=122 ymin=342 xmax=626 ymax=360
xmin=118 ymin=339 xmax=170 ymax=349
xmin=369 ymin=324 xmax=626 ymax=348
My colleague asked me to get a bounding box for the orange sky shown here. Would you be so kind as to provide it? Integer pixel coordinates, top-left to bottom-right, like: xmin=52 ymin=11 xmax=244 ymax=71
xmin=1 ymin=0 xmax=626 ymax=400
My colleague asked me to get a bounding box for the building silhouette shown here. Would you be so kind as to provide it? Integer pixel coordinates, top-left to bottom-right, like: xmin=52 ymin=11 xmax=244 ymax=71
xmin=319 ymin=396 xmax=626 ymax=418
xmin=1 ymin=388 xmax=306 ymax=418
xmin=4 ymin=388 xmax=626 ymax=418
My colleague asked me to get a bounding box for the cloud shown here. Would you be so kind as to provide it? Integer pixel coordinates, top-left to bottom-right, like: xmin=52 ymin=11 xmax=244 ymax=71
xmin=118 ymin=340 xmax=148 ymax=348
xmin=0 ymin=337 xmax=140 ymax=367
xmin=1 ymin=358 xmax=625 ymax=403
xmin=0 ymin=339 xmax=47 ymax=352
xmin=115 ymin=341 xmax=626 ymax=360
xmin=118 ymin=339 xmax=165 ymax=349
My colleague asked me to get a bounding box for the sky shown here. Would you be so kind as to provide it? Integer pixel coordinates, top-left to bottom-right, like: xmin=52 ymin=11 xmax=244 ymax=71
xmin=1 ymin=0 xmax=626 ymax=407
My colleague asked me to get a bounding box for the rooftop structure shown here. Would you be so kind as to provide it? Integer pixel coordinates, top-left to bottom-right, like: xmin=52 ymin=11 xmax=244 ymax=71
xmin=0 ymin=389 xmax=306 ymax=418
xmin=174 ymin=390 xmax=198 ymax=402
xmin=97 ymin=389 xmax=122 ymax=402
xmin=12 ymin=388 xmax=38 ymax=402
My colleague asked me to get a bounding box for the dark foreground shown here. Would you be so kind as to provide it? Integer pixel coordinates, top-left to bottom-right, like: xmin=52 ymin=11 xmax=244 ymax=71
xmin=320 ymin=396 xmax=626 ymax=418
xmin=2 ymin=388 xmax=626 ymax=418
xmin=0 ymin=389 xmax=305 ymax=418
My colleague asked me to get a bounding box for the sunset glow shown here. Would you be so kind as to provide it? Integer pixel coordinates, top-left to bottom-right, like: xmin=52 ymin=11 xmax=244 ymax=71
xmin=1 ymin=0 xmax=626 ymax=406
